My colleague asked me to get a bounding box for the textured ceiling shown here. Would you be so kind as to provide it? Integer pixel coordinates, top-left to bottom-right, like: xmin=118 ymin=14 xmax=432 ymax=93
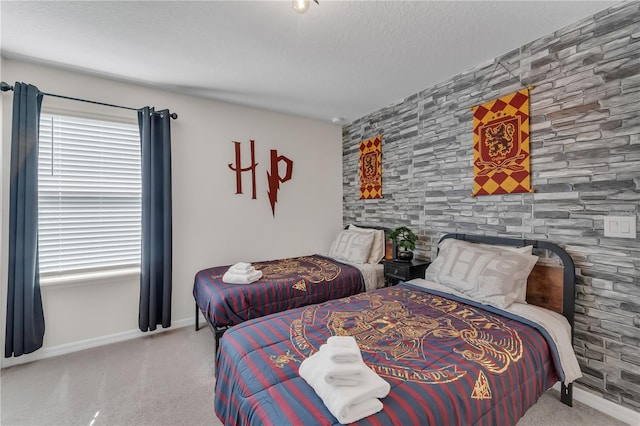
xmin=0 ymin=1 xmax=619 ymax=123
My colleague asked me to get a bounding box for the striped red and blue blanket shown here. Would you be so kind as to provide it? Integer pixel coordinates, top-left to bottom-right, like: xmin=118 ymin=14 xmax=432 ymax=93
xmin=193 ymin=254 xmax=365 ymax=329
xmin=215 ymin=283 xmax=559 ymax=425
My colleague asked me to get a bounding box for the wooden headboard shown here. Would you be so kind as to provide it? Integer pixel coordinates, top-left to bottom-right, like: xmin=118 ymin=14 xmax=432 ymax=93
xmin=438 ymin=234 xmax=576 ymax=330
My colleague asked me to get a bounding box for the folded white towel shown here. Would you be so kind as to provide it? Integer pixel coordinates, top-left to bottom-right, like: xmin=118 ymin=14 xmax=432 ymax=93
xmin=229 ymin=264 xmax=256 ymax=274
xmin=222 ymin=270 xmax=262 ymax=284
xmin=299 ymin=348 xmax=390 ymax=424
xmin=336 ymin=399 xmax=383 ymax=425
xmin=325 ymin=336 xmax=361 ymax=364
xmin=328 ymin=335 xmax=359 ymax=348
xmin=230 ymin=262 xmax=253 ymax=272
xmin=317 ymin=345 xmax=365 ymax=386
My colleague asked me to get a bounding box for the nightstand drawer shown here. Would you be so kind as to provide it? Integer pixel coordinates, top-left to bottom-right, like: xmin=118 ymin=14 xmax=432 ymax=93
xmin=382 ymin=259 xmax=430 ymax=286
xmin=384 ymin=263 xmax=411 ymax=279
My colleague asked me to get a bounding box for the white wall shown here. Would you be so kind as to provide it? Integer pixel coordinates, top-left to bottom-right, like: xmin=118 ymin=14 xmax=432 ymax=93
xmin=0 ymin=59 xmax=344 ymax=360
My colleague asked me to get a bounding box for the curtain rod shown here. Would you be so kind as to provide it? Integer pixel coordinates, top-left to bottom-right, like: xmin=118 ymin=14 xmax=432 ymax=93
xmin=0 ymin=81 xmax=178 ymax=120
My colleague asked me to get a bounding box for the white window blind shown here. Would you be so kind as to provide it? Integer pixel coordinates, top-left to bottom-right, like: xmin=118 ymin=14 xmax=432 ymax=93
xmin=38 ymin=113 xmax=142 ymax=275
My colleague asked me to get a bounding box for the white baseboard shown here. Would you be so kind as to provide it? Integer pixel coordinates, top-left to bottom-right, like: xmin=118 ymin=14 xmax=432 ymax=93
xmin=1 ymin=315 xmax=204 ymax=369
xmin=553 ymin=382 xmax=640 ymax=425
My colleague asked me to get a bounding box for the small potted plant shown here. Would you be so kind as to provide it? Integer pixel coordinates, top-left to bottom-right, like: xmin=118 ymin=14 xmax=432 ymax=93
xmin=389 ymin=226 xmax=417 ymax=262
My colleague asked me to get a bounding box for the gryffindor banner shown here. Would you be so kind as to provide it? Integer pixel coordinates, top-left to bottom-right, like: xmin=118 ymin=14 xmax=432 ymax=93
xmin=359 ymin=135 xmax=382 ymax=199
xmin=471 ymin=88 xmax=533 ymax=196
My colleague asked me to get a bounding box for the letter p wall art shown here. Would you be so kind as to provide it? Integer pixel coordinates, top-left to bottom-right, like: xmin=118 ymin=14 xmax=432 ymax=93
xmin=228 ymin=140 xmax=294 ymax=217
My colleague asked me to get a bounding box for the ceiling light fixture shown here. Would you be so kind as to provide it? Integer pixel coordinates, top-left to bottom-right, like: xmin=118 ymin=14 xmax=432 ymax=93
xmin=292 ymin=0 xmax=319 ymax=14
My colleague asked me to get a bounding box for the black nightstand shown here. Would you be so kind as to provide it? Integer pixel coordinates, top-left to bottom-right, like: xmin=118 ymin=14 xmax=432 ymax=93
xmin=383 ymin=259 xmax=430 ymax=286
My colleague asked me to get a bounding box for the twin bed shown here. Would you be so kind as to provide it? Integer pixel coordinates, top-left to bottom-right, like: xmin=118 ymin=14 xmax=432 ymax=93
xmin=202 ymin=233 xmax=581 ymax=425
xmin=193 ymin=225 xmax=388 ymax=348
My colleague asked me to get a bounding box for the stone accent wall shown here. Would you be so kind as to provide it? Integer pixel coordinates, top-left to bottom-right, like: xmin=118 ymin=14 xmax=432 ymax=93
xmin=343 ymin=2 xmax=640 ymax=412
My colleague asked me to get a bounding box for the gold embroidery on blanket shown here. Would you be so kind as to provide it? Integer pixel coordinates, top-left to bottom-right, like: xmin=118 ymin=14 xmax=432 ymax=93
xmin=290 ymin=288 xmax=522 ymax=385
xmin=472 ymin=371 xmax=492 ymax=399
xmin=292 ymin=280 xmax=307 ymax=291
xmin=270 ymin=350 xmax=299 ymax=368
xmin=368 ymin=364 xmax=465 ymax=384
xmin=254 ymin=256 xmax=341 ymax=283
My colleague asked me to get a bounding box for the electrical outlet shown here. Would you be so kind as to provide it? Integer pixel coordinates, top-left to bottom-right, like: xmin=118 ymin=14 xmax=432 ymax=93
xmin=604 ymin=216 xmax=637 ymax=239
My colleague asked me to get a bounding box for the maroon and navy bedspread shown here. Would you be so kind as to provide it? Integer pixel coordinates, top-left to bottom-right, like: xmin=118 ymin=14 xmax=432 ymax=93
xmin=193 ymin=254 xmax=364 ymax=329
xmin=215 ymin=283 xmax=559 ymax=425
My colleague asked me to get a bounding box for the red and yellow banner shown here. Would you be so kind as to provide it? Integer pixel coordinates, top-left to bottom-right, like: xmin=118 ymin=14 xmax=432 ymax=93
xmin=359 ymin=135 xmax=382 ymax=199
xmin=471 ymin=88 xmax=533 ymax=196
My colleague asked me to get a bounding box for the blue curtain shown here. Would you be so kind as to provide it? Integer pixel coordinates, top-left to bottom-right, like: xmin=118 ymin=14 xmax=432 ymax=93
xmin=5 ymin=83 xmax=45 ymax=357
xmin=138 ymin=107 xmax=173 ymax=332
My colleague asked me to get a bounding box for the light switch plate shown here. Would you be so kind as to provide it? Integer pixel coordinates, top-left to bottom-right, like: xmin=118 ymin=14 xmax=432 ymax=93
xmin=604 ymin=216 xmax=637 ymax=239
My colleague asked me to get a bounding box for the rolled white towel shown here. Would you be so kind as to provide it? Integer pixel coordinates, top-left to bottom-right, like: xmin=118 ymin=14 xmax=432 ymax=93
xmin=317 ymin=345 xmax=366 ymax=386
xmin=229 ymin=264 xmax=256 ymax=274
xmin=325 ymin=374 xmax=364 ymax=387
xmin=222 ymin=270 xmax=262 ymax=284
xmin=299 ymin=349 xmax=390 ymax=424
xmin=325 ymin=336 xmax=361 ymax=364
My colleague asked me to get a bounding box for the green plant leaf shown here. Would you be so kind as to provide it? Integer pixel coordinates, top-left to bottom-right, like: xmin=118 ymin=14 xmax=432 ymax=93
xmin=389 ymin=226 xmax=417 ymax=251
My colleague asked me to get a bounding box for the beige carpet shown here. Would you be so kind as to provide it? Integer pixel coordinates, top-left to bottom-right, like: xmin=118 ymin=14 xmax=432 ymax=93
xmin=0 ymin=326 xmax=627 ymax=426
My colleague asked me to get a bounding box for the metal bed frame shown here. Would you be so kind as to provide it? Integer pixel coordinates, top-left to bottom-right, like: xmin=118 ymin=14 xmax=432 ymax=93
xmin=440 ymin=233 xmax=576 ymax=406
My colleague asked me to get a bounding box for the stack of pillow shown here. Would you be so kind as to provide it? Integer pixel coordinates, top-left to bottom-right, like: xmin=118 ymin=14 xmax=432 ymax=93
xmin=423 ymin=238 xmax=538 ymax=309
xmin=327 ymin=225 xmax=385 ymax=265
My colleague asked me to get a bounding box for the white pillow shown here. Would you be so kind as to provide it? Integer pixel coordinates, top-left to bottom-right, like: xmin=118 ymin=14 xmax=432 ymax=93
xmin=424 ymin=238 xmax=538 ymax=308
xmin=348 ymin=225 xmax=385 ymax=264
xmin=426 ymin=239 xmax=533 ymax=279
xmin=440 ymin=240 xmax=533 ymax=304
xmin=328 ymin=230 xmax=375 ymax=264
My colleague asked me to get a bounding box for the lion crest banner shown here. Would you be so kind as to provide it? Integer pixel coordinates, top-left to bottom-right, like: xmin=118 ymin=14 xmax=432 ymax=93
xmin=359 ymin=135 xmax=382 ymax=199
xmin=471 ymin=88 xmax=533 ymax=196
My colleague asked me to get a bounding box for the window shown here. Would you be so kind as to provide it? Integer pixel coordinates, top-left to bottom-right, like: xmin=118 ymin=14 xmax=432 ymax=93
xmin=38 ymin=113 xmax=141 ymax=276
